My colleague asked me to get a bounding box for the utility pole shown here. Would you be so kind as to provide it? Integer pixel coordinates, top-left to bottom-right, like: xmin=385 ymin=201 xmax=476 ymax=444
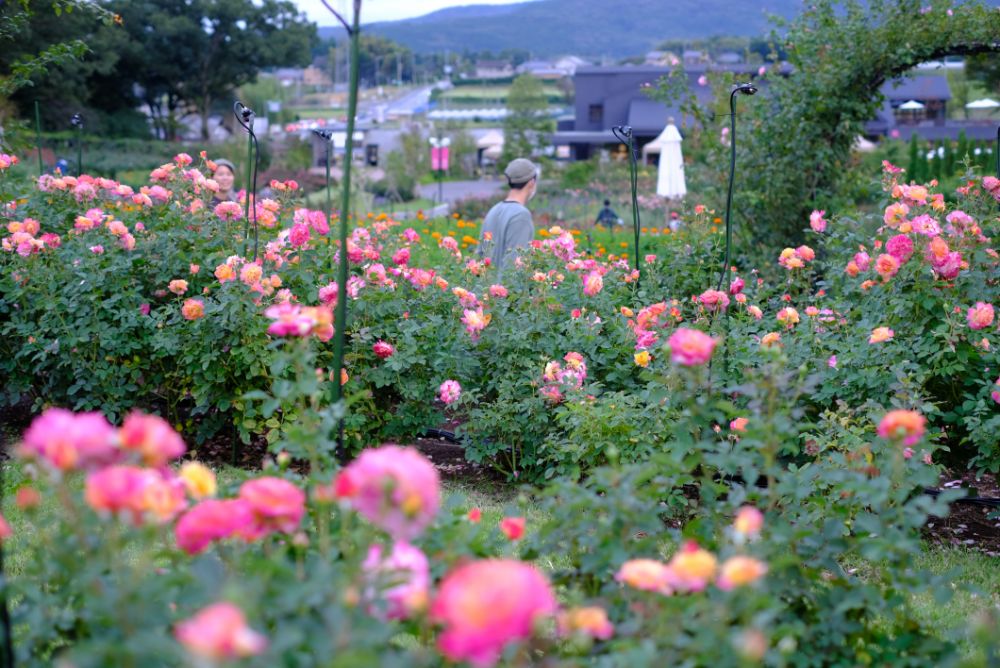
xmin=333 ymin=43 xmax=340 ymax=90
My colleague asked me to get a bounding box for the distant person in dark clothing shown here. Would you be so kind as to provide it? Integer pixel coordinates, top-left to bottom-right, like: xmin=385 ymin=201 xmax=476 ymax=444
xmin=478 ymin=158 xmax=539 ymax=271
xmin=594 ymin=199 xmax=622 ymax=230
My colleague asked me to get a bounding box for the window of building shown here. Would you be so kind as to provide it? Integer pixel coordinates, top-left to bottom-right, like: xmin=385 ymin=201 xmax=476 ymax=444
xmin=588 ymin=104 xmax=603 ymax=124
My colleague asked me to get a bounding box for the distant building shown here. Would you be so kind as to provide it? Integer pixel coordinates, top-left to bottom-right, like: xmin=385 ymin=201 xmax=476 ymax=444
xmin=273 ymin=68 xmax=305 ymax=87
xmin=868 ymin=75 xmax=997 ymax=141
xmin=644 ymin=51 xmax=677 ymax=66
xmin=716 ymin=52 xmax=743 ymax=65
xmin=516 ymin=60 xmax=564 ymax=80
xmin=552 ymin=66 xmax=986 ymax=161
xmin=475 ymin=60 xmax=514 ymax=79
xmin=552 ymin=63 xmax=789 ymax=161
xmin=303 ymin=65 xmax=332 ymax=88
xmin=869 ymin=75 xmax=950 ymax=130
xmin=682 ymin=50 xmax=706 ymax=64
xmin=553 ymin=56 xmax=591 ymax=77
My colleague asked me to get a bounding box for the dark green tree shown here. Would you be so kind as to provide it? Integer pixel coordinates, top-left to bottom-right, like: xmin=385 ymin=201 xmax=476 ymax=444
xmin=109 ymin=0 xmax=317 ymax=140
xmin=931 ymin=141 xmax=943 ymax=181
xmin=907 ymin=132 xmax=921 ymax=181
xmin=966 ymin=52 xmax=1000 ymax=95
xmin=354 ymin=34 xmax=413 ymax=88
xmin=956 ymin=130 xmax=968 ymax=168
xmin=0 ymin=1 xmax=131 ymax=135
xmin=942 ymin=137 xmax=954 ymax=176
xmin=501 ymin=74 xmax=552 ymax=165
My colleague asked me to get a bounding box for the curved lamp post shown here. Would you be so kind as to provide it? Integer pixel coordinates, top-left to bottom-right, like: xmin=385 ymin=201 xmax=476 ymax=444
xmin=714 ymin=82 xmax=756 ymax=383
xmin=611 ymin=125 xmax=641 ymax=287
xmin=716 ymin=82 xmax=757 ymax=291
xmin=233 ymin=102 xmax=260 ymax=262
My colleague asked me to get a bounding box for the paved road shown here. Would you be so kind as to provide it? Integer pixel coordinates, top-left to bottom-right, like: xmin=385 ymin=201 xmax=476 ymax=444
xmin=386 ymin=85 xmax=435 ymax=116
xmin=417 ymin=179 xmax=505 ymax=204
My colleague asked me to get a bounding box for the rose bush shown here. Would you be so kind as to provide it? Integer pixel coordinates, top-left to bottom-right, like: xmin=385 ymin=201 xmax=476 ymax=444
xmin=2 ymin=153 xmax=999 ymax=477
xmin=2 ymin=151 xmax=999 ymax=664
xmin=1 ymin=346 xmax=974 ymax=666
xmin=0 ymin=153 xmax=727 ymax=473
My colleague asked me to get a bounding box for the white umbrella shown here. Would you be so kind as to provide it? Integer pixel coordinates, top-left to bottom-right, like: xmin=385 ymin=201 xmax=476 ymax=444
xmin=965 ymin=98 xmax=1000 ymax=109
xmin=654 ymin=120 xmax=686 ymax=200
xmin=899 ymin=100 xmax=925 ymax=110
xmin=476 ymin=130 xmax=504 ymax=148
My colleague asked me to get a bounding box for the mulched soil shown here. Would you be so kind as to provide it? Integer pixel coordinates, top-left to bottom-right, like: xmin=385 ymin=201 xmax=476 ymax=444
xmin=1 ymin=400 xmax=997 ymax=551
xmin=923 ymin=470 xmax=1000 ymax=556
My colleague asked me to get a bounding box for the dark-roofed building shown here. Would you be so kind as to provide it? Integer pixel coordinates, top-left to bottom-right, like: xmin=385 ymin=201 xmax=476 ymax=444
xmin=475 ymin=60 xmax=514 ymax=79
xmin=683 ymin=50 xmax=705 ymax=64
xmin=867 ymin=75 xmax=950 ymax=135
xmin=864 ymin=74 xmax=993 ymax=141
xmin=552 ymin=63 xmax=785 ymax=161
xmin=554 ymin=67 xmax=978 ymax=161
xmin=516 ymin=60 xmax=565 ymax=80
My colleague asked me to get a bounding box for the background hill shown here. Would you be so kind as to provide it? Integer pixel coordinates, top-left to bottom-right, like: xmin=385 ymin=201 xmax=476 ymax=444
xmin=318 ymin=0 xmax=1000 ymax=58
xmin=320 ymin=0 xmax=804 ymax=57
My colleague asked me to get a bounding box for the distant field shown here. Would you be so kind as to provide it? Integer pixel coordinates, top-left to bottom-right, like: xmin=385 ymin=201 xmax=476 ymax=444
xmin=287 ymin=107 xmax=346 ymax=119
xmin=440 ymin=84 xmax=566 ymax=105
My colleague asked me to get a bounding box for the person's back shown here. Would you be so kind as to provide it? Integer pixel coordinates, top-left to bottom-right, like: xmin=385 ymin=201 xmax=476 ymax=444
xmin=478 ymin=158 xmax=538 ymax=271
xmin=481 ymin=200 xmax=533 ymax=269
xmin=595 ymin=199 xmax=619 ymax=228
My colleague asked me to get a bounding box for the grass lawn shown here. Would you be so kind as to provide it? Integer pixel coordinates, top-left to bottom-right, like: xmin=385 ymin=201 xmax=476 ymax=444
xmin=372 ymin=197 xmax=437 ymax=214
xmin=300 ymin=189 xmax=436 ymax=215
xmin=286 ymin=107 xmax=346 ymax=120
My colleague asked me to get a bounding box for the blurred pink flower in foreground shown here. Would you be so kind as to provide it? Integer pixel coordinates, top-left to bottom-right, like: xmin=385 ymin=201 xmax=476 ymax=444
xmin=431 ymin=559 xmax=557 ymax=668
xmin=175 ymin=602 xmax=267 ymax=660
xmin=333 ymin=445 xmax=440 ymax=540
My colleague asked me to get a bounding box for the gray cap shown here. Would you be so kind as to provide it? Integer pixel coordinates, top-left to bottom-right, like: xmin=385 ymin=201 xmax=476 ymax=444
xmin=504 ymin=158 xmax=538 ymax=186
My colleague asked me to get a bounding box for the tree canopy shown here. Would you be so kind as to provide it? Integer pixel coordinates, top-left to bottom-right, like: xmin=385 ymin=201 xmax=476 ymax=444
xmin=501 ymin=74 xmax=552 ymax=166
xmin=737 ymin=0 xmax=1000 ymax=248
xmin=0 ymin=0 xmax=316 ymax=140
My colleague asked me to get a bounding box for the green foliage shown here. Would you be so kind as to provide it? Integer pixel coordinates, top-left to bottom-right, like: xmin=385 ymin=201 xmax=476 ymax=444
xmin=501 ymin=74 xmax=553 ymax=165
xmin=380 ymin=126 xmax=427 ymax=202
xmin=966 ymin=51 xmax=1000 ymax=95
xmin=353 ymin=33 xmax=415 ymax=87
xmin=559 ymin=159 xmax=598 ymax=190
xmin=0 ymin=0 xmax=316 ymax=140
xmin=908 ymin=133 xmax=922 ymax=182
xmin=526 ymin=358 xmax=963 ymax=666
xmin=0 ymin=0 xmax=122 ymax=131
xmin=2 ymin=139 xmax=1000 ymax=665
xmin=107 ymin=0 xmax=317 ymax=140
xmin=739 ymin=0 xmax=1000 ymax=248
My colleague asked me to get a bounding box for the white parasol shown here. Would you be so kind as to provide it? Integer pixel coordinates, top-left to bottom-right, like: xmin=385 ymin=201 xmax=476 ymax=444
xmin=653 ymin=119 xmax=686 ymax=199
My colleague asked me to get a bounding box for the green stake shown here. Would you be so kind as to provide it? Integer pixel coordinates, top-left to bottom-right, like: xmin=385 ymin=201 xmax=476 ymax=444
xmin=329 ymin=0 xmax=363 ymax=461
xmin=34 ymin=101 xmax=43 ymax=177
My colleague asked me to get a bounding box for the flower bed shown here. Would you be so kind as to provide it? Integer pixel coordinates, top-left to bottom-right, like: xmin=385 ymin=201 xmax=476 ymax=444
xmin=1 ymin=152 xmax=999 ymax=663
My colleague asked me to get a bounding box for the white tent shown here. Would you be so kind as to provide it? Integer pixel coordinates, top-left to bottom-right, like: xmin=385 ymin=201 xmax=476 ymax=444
xmin=965 ymin=98 xmax=1000 ymax=109
xmin=854 ymin=135 xmax=877 ymax=153
xmin=899 ymin=100 xmax=926 ymax=110
xmin=651 ymin=120 xmax=686 ymax=199
xmin=476 ymin=130 xmax=504 ymax=149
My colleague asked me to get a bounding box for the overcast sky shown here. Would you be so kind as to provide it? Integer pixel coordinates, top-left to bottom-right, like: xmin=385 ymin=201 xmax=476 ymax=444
xmin=293 ymin=0 xmax=530 ymax=25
